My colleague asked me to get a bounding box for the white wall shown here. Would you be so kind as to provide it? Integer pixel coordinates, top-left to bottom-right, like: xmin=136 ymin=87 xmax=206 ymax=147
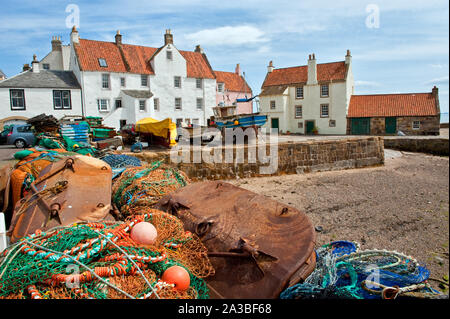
xmin=0 ymin=87 xmax=83 ymax=120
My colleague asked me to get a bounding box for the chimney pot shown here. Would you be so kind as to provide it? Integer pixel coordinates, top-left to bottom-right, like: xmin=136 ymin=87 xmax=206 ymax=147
xmin=32 ymin=55 xmax=39 ymax=73
xmin=194 ymin=44 xmax=203 ymax=54
xmin=115 ymin=30 xmax=122 ymax=45
xmin=51 ymin=35 xmax=62 ymax=51
xmin=23 ymin=64 xmax=31 ymax=72
xmin=235 ymin=63 xmax=241 ymax=76
xmin=312 ymin=53 xmax=316 ymax=60
xmin=164 ymin=29 xmax=173 ymax=45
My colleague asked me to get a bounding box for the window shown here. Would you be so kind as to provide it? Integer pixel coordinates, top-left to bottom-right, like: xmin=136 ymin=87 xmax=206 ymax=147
xmin=320 ymin=104 xmax=329 ymax=118
xmin=154 ymin=98 xmax=159 ymax=111
xmin=166 ymin=51 xmax=173 ymax=60
xmin=412 ymin=121 xmax=421 ymax=130
xmin=192 ymin=118 xmax=199 ymax=125
xmin=217 ymin=83 xmax=224 ymax=93
xmin=10 ymin=89 xmax=25 ymax=110
xmin=17 ymin=125 xmax=31 ymax=133
xmin=175 ymin=98 xmax=182 ymax=110
xmin=196 ymin=78 xmax=203 ymax=89
xmin=298 ymin=122 xmax=303 ymax=129
xmin=176 ymin=118 xmax=183 ymax=127
xmin=43 ymin=63 xmax=50 ymax=70
xmin=321 ymin=84 xmax=329 ymax=97
xmin=53 ymin=90 xmax=71 ymax=110
xmin=295 ymin=105 xmax=302 ymax=118
xmin=141 ymin=75 xmax=148 ymax=87
xmin=270 ymin=100 xmax=276 ymax=109
xmin=196 ymin=98 xmax=203 ymax=110
xmin=98 ymin=58 xmax=108 ymax=67
xmin=102 ymin=74 xmax=110 ymax=89
xmin=296 ymin=86 xmax=304 ymax=99
xmin=120 ymin=77 xmax=126 ymax=87
xmin=97 ymin=99 xmax=109 ymax=112
xmin=115 ymin=99 xmax=122 ymax=109
xmin=185 ymin=118 xmax=191 ymax=126
xmin=329 ymin=120 xmax=336 ymax=127
xmin=139 ymin=100 xmax=146 ymax=112
xmin=174 ymin=76 xmax=181 ymax=88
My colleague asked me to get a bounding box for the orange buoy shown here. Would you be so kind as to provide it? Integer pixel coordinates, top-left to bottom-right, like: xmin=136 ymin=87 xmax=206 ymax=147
xmin=161 ymin=266 xmax=190 ymax=291
xmin=130 ymin=222 xmax=158 ymax=245
xmin=234 ymin=120 xmax=239 ymax=125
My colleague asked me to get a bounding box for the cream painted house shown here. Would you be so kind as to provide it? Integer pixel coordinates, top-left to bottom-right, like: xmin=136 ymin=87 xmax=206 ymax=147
xmin=259 ymin=51 xmax=354 ymax=134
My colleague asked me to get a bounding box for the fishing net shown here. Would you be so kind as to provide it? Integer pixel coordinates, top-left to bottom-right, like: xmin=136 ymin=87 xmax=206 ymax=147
xmin=101 ymin=154 xmax=142 ymax=179
xmin=0 ymin=209 xmax=215 ymax=299
xmin=112 ymin=161 xmax=190 ymax=214
xmin=280 ymin=241 xmax=442 ymax=299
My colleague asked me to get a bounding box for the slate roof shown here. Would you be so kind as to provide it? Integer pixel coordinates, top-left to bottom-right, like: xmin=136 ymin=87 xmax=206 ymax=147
xmin=74 ymin=39 xmax=215 ymax=79
xmin=122 ymin=90 xmax=154 ymax=99
xmin=348 ymin=93 xmax=439 ymax=118
xmin=262 ymin=61 xmax=347 ymax=88
xmin=215 ymin=71 xmax=252 ymax=93
xmin=0 ymin=70 xmax=80 ymax=89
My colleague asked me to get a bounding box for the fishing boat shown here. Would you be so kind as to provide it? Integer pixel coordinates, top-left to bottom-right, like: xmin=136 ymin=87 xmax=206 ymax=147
xmin=212 ymin=104 xmax=267 ymax=130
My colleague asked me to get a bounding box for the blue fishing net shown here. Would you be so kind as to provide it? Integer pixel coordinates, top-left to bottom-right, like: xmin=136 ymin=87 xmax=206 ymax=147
xmin=280 ymin=241 xmax=440 ymax=299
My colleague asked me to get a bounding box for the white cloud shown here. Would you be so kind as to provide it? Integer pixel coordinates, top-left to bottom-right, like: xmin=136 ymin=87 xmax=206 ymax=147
xmin=424 ymin=76 xmax=449 ymax=85
xmin=355 ymin=80 xmax=382 ymax=87
xmin=185 ymin=25 xmax=268 ymax=46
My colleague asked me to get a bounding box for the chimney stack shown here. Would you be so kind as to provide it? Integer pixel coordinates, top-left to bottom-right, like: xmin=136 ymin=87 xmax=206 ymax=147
xmin=51 ymin=36 xmax=62 ymax=51
xmin=23 ymin=64 xmax=31 ymax=72
xmin=70 ymin=26 xmax=79 ymax=44
xmin=267 ymin=61 xmax=274 ymax=73
xmin=164 ymin=29 xmax=173 ymax=45
xmin=345 ymin=49 xmax=352 ymax=65
xmin=235 ymin=63 xmax=241 ymax=76
xmin=32 ymin=54 xmax=39 ymax=73
xmin=194 ymin=44 xmax=203 ymax=54
xmin=307 ymin=53 xmax=317 ymax=85
xmin=115 ymin=30 xmax=122 ymax=45
xmin=432 ymin=86 xmax=441 ymax=114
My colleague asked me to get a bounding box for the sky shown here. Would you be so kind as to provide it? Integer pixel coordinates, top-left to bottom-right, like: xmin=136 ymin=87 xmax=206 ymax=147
xmin=0 ymin=0 xmax=448 ymax=116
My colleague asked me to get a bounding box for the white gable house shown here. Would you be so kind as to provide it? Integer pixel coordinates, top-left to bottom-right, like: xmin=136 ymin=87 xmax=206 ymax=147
xmin=69 ymin=28 xmax=217 ymax=129
xmin=0 ymin=55 xmax=82 ymax=121
xmin=259 ymin=51 xmax=354 ymax=135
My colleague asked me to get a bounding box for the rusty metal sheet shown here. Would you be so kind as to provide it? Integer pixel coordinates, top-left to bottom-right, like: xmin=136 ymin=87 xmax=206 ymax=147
xmin=8 ymin=155 xmax=114 ymax=243
xmin=156 ymin=181 xmax=316 ymax=299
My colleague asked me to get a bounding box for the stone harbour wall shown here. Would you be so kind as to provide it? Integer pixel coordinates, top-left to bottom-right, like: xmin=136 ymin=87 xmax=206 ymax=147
xmin=133 ymin=137 xmax=385 ymax=181
xmin=384 ymin=138 xmax=449 ymax=156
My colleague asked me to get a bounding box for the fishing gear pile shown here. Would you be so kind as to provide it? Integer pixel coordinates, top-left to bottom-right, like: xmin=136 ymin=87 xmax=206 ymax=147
xmin=0 ymin=209 xmax=214 ymax=299
xmin=112 ymin=161 xmax=189 ymax=216
xmin=280 ymin=241 xmax=444 ymax=299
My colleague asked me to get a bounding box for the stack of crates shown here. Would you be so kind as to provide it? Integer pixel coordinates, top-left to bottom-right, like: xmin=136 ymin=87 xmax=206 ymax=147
xmin=60 ymin=122 xmax=90 ymax=144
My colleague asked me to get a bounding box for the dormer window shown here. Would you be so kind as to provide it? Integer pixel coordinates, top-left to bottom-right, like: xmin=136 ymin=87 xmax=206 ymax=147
xmin=98 ymin=58 xmax=107 ymax=67
xmin=167 ymin=51 xmax=173 ymax=60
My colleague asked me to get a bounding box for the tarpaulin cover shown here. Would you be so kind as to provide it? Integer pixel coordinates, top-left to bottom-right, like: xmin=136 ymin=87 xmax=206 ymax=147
xmin=135 ymin=118 xmax=177 ymax=146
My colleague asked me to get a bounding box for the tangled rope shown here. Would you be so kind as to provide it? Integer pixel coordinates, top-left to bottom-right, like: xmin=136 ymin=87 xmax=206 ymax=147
xmin=280 ymin=241 xmax=443 ymax=299
xmin=0 ymin=210 xmax=214 ymax=299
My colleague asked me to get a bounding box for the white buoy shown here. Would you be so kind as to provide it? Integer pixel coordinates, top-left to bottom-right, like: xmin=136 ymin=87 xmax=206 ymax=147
xmin=0 ymin=213 xmax=8 ymax=253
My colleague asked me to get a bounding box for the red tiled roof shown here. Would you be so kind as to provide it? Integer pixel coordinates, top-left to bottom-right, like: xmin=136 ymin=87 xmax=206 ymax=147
xmin=74 ymin=39 xmax=215 ymax=78
xmin=75 ymin=39 xmax=128 ymax=73
xmin=262 ymin=61 xmax=347 ymax=87
xmin=348 ymin=93 xmax=439 ymax=118
xmin=179 ymin=50 xmax=215 ymax=79
xmin=215 ymin=71 xmax=252 ymax=93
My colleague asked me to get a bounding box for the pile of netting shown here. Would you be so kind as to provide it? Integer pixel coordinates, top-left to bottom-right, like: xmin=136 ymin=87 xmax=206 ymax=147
xmin=280 ymin=241 xmax=444 ymax=299
xmin=112 ymin=161 xmax=189 ymax=215
xmin=101 ymin=154 xmax=142 ymax=179
xmin=0 ymin=209 xmax=215 ymax=299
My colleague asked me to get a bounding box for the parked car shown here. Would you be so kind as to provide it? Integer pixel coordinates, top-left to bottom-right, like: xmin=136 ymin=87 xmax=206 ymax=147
xmin=0 ymin=129 xmax=9 ymax=145
xmin=6 ymin=125 xmax=36 ymax=148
